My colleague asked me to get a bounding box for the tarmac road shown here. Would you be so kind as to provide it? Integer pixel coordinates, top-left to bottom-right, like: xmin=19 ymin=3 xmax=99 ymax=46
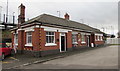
xmin=15 ymin=45 xmax=118 ymax=69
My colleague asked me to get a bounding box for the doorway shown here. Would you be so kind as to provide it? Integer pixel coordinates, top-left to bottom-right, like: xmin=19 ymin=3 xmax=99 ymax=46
xmin=87 ymin=35 xmax=91 ymax=47
xmin=61 ymin=36 xmax=65 ymax=51
xmin=60 ymin=33 xmax=66 ymax=52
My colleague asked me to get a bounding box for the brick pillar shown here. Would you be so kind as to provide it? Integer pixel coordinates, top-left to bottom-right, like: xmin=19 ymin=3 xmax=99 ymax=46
xmin=55 ymin=32 xmax=59 ymax=49
xmin=18 ymin=29 xmax=24 ymax=53
xmin=66 ymin=31 xmax=72 ymax=49
xmin=32 ymin=28 xmax=41 ymax=57
xmin=32 ymin=28 xmax=40 ymax=51
xmin=40 ymin=28 xmax=45 ymax=51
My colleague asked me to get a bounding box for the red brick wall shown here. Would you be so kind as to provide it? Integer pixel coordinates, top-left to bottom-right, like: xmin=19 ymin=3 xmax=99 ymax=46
xmin=55 ymin=32 xmax=60 ymax=49
xmin=24 ymin=32 xmax=26 ymax=45
xmin=40 ymin=28 xmax=59 ymax=51
xmin=94 ymin=35 xmax=104 ymax=45
xmin=72 ymin=33 xmax=87 ymax=47
xmin=80 ymin=34 xmax=87 ymax=46
xmin=66 ymin=31 xmax=72 ymax=48
xmin=95 ymin=41 xmax=104 ymax=44
xmin=40 ymin=29 xmax=73 ymax=51
xmin=18 ymin=30 xmax=24 ymax=50
xmin=32 ymin=28 xmax=40 ymax=51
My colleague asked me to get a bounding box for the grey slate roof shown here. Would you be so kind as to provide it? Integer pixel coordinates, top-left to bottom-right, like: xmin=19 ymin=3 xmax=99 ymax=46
xmin=22 ymin=14 xmax=103 ymax=33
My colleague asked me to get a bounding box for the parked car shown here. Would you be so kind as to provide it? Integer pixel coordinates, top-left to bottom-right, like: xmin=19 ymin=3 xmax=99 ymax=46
xmin=0 ymin=42 xmax=13 ymax=60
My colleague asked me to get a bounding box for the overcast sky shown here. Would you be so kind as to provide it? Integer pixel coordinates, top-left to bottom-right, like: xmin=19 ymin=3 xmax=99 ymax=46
xmin=0 ymin=0 xmax=118 ymax=36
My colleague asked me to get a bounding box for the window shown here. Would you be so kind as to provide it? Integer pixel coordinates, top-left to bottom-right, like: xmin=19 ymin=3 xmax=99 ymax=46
xmin=46 ymin=32 xmax=55 ymax=43
xmin=96 ymin=35 xmax=99 ymax=41
xmin=99 ymin=36 xmax=101 ymax=41
xmin=100 ymin=36 xmax=103 ymax=41
xmin=81 ymin=34 xmax=85 ymax=42
xmin=14 ymin=34 xmax=18 ymax=44
xmin=95 ymin=36 xmax=97 ymax=41
xmin=26 ymin=32 xmax=32 ymax=44
xmin=72 ymin=34 xmax=77 ymax=44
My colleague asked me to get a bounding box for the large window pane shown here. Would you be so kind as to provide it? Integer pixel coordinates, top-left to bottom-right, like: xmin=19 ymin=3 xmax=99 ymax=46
xmin=27 ymin=32 xmax=32 ymax=44
xmin=72 ymin=34 xmax=77 ymax=43
xmin=46 ymin=31 xmax=55 ymax=43
xmin=81 ymin=34 xmax=85 ymax=42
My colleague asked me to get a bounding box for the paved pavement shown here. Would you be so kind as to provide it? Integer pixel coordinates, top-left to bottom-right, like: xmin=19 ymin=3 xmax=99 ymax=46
xmin=12 ymin=45 xmax=118 ymax=69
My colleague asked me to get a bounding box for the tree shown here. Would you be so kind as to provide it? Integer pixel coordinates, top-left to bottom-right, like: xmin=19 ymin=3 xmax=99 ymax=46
xmin=110 ymin=34 xmax=115 ymax=38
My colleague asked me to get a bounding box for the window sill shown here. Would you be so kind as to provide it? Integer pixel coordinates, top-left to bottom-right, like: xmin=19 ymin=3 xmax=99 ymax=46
xmin=81 ymin=42 xmax=86 ymax=44
xmin=15 ymin=44 xmax=18 ymax=46
xmin=72 ymin=42 xmax=78 ymax=44
xmin=45 ymin=43 xmax=57 ymax=46
xmin=95 ymin=40 xmax=103 ymax=41
xmin=25 ymin=43 xmax=33 ymax=46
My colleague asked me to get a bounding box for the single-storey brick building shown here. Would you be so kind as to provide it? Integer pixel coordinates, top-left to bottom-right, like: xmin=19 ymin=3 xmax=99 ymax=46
xmin=11 ymin=4 xmax=104 ymax=57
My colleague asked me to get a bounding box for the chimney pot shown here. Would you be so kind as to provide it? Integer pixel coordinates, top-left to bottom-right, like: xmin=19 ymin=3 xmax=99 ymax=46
xmin=64 ymin=13 xmax=70 ymax=20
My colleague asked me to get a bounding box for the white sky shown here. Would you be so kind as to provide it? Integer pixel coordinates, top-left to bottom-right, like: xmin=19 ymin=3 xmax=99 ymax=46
xmin=0 ymin=0 xmax=119 ymax=36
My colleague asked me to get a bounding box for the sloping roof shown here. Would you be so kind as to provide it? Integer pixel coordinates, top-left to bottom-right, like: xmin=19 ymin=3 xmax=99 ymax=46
xmin=22 ymin=14 xmax=103 ymax=33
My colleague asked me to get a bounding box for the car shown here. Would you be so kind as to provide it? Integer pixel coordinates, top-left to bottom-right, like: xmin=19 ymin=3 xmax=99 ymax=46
xmin=0 ymin=42 xmax=13 ymax=60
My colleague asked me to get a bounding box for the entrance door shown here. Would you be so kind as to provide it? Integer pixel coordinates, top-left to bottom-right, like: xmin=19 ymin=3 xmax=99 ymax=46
xmin=60 ymin=33 xmax=66 ymax=52
xmin=87 ymin=35 xmax=91 ymax=47
xmin=61 ymin=36 xmax=65 ymax=51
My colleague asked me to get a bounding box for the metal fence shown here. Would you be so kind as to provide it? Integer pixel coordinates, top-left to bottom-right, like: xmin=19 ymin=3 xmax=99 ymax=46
xmin=106 ymin=38 xmax=120 ymax=44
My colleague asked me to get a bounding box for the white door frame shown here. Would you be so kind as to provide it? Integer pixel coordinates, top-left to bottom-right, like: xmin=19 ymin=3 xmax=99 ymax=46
xmin=87 ymin=36 xmax=90 ymax=47
xmin=59 ymin=33 xmax=66 ymax=52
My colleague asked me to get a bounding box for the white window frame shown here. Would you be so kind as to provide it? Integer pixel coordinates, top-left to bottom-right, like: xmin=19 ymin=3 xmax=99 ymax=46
xmin=45 ymin=31 xmax=56 ymax=46
xmin=72 ymin=34 xmax=78 ymax=44
xmin=81 ymin=34 xmax=86 ymax=43
xmin=95 ymin=34 xmax=103 ymax=41
xmin=100 ymin=36 xmax=103 ymax=41
xmin=97 ymin=36 xmax=100 ymax=41
xmin=25 ymin=32 xmax=32 ymax=46
xmin=95 ymin=35 xmax=97 ymax=41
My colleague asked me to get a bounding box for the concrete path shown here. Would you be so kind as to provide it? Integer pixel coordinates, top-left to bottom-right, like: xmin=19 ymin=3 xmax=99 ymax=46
xmin=15 ymin=45 xmax=118 ymax=69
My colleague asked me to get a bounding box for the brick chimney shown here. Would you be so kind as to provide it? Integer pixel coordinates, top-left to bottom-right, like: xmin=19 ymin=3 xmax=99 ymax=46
xmin=64 ymin=13 xmax=69 ymax=20
xmin=18 ymin=3 xmax=25 ymax=24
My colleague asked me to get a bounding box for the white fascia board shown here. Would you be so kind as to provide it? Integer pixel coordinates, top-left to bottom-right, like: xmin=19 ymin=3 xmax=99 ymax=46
xmin=23 ymin=26 xmax=35 ymax=32
xmin=72 ymin=31 xmax=78 ymax=34
xmin=21 ymin=22 xmax=41 ymax=28
xmin=81 ymin=32 xmax=91 ymax=35
xmin=81 ymin=32 xmax=86 ymax=35
xmin=41 ymin=26 xmax=57 ymax=32
xmin=58 ymin=29 xmax=69 ymax=33
xmin=85 ymin=33 xmax=91 ymax=35
xmin=95 ymin=33 xmax=103 ymax=36
xmin=41 ymin=26 xmax=72 ymax=32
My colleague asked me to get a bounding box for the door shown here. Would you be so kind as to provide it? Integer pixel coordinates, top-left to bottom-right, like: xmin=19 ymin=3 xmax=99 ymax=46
xmin=87 ymin=35 xmax=91 ymax=47
xmin=61 ymin=36 xmax=65 ymax=51
xmin=60 ymin=32 xmax=66 ymax=52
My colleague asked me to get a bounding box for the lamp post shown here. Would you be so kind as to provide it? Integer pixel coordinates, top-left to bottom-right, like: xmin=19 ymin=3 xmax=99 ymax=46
xmin=6 ymin=0 xmax=8 ymax=23
xmin=0 ymin=6 xmax=2 ymax=23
